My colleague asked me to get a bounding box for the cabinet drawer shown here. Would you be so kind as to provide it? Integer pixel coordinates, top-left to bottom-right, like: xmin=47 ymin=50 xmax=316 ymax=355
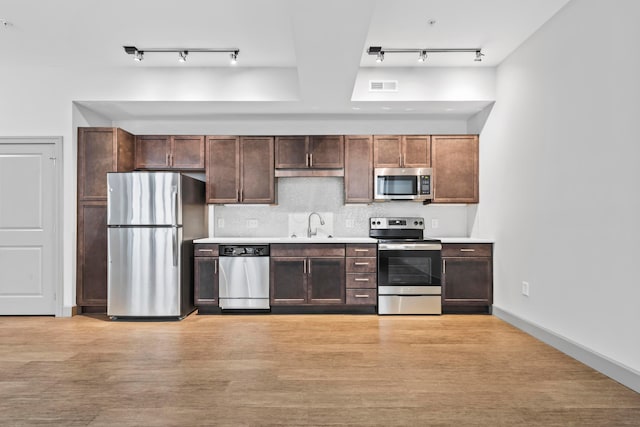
xmin=346 ymin=273 xmax=376 ymax=289
xmin=346 ymin=257 xmax=376 ymax=273
xmin=442 ymin=243 xmax=492 ymax=257
xmin=346 ymin=289 xmax=377 ymax=305
xmin=346 ymin=244 xmax=377 ymax=257
xmin=194 ymin=244 xmax=219 ymax=257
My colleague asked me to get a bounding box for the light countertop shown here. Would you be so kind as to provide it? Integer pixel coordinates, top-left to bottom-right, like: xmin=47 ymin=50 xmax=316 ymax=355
xmin=194 ymin=237 xmax=378 ymax=244
xmin=194 ymin=236 xmax=493 ymax=244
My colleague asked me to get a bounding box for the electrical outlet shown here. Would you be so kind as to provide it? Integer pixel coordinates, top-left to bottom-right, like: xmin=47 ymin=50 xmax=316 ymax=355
xmin=345 ymin=219 xmax=355 ymax=228
xmin=246 ymin=219 xmax=258 ymax=228
xmin=217 ymin=218 xmax=225 ymax=228
xmin=431 ymin=218 xmax=439 ymax=229
xmin=522 ymin=281 xmax=530 ymax=297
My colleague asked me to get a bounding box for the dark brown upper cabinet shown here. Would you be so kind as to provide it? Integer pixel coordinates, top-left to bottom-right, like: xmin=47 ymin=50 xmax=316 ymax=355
xmin=78 ymin=127 xmax=134 ymax=201
xmin=135 ymin=135 xmax=205 ymax=170
xmin=431 ymin=135 xmax=479 ymax=203
xmin=206 ymin=136 xmax=274 ymax=204
xmin=275 ymin=135 xmax=344 ymax=177
xmin=344 ymin=135 xmax=373 ymax=203
xmin=373 ymin=135 xmax=431 ymax=168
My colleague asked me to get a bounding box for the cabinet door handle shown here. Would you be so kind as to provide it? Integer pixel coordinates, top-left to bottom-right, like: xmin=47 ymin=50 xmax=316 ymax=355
xmin=306 ymin=153 xmax=310 ymax=167
xmin=237 ymin=189 xmax=240 ymax=202
xmin=303 ymin=259 xmax=307 ymax=274
xmin=214 ymin=259 xmax=218 ymax=274
xmin=309 ymin=153 xmax=313 ymax=167
xmin=443 ymin=259 xmax=446 ymax=275
xmin=307 ymin=259 xmax=311 ymax=276
xmin=166 ymin=153 xmax=170 ymax=166
xmin=354 ymin=249 xmax=369 ymax=253
xmin=355 ymin=294 xmax=370 ymax=298
xmin=198 ymin=249 xmax=214 ymax=253
xmin=240 ymin=188 xmax=243 ymax=202
xmin=354 ymin=262 xmax=369 ymax=266
xmin=354 ymin=278 xmax=369 ymax=282
xmin=460 ymin=249 xmax=476 ymax=252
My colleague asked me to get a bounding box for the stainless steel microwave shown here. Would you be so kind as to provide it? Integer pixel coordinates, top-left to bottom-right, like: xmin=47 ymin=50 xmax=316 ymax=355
xmin=374 ymin=167 xmax=433 ymax=201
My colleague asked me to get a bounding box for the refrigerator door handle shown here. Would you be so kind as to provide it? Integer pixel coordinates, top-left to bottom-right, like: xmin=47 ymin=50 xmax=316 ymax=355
xmin=172 ymin=227 xmax=178 ymax=267
xmin=171 ymin=187 xmax=178 ymax=226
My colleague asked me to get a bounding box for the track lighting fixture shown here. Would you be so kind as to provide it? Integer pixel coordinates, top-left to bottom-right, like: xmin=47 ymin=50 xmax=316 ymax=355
xmin=123 ymin=46 xmax=240 ymax=65
xmin=367 ymin=46 xmax=484 ymax=63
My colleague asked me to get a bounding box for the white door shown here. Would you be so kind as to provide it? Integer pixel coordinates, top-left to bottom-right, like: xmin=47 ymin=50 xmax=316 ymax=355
xmin=0 ymin=139 xmax=58 ymax=315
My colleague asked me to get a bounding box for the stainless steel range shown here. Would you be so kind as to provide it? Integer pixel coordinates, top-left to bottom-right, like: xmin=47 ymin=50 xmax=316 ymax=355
xmin=370 ymin=217 xmax=442 ymax=315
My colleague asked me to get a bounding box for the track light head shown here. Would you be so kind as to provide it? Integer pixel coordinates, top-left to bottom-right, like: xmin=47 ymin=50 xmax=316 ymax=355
xmin=134 ymin=50 xmax=144 ymax=62
xmin=418 ymin=51 xmax=427 ymax=62
xmin=475 ymin=50 xmax=484 ymax=62
xmin=178 ymin=51 xmax=188 ymax=62
xmin=230 ymin=51 xmax=238 ymax=65
xmin=376 ymin=51 xmax=384 ymax=63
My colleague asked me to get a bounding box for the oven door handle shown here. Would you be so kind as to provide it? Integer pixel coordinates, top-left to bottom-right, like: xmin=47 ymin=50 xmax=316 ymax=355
xmin=378 ymin=242 xmax=442 ymax=251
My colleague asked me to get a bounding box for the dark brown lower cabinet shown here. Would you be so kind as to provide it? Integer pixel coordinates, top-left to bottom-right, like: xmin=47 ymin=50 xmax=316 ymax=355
xmin=270 ymin=257 xmax=345 ymax=305
xmin=308 ymin=258 xmax=345 ymax=304
xmin=76 ymin=202 xmax=108 ymax=308
xmin=270 ymin=244 xmax=346 ymax=306
xmin=194 ymin=244 xmax=219 ymax=307
xmin=442 ymin=243 xmax=493 ymax=313
xmin=270 ymin=257 xmax=306 ymax=305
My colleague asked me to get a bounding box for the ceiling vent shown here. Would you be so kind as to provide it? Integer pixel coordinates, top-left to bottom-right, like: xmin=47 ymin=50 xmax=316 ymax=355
xmin=369 ymin=80 xmax=398 ymax=92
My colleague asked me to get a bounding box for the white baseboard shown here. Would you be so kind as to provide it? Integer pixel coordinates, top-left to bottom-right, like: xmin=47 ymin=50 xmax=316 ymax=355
xmin=493 ymin=306 xmax=640 ymax=394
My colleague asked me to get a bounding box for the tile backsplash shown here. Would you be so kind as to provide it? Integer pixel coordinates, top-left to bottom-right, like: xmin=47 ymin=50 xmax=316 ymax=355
xmin=209 ymin=177 xmax=469 ymax=238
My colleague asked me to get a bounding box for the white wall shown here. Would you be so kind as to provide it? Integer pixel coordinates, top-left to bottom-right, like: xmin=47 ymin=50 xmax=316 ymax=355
xmin=474 ymin=0 xmax=640 ymax=372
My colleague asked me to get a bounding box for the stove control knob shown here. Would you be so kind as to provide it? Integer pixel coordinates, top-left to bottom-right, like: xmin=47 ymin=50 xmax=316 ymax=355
xmin=418 ymin=221 xmax=423 ymax=225
xmin=414 ymin=221 xmax=418 ymax=225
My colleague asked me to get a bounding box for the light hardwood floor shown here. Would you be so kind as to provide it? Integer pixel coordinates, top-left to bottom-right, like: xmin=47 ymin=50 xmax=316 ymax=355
xmin=0 ymin=314 xmax=638 ymax=426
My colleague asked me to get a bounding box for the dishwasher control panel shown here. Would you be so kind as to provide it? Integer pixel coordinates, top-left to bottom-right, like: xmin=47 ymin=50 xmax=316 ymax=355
xmin=220 ymin=245 xmax=270 ymax=256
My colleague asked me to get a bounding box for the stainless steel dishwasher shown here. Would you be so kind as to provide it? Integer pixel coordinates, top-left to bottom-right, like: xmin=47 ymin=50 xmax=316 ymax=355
xmin=218 ymin=245 xmax=270 ymax=310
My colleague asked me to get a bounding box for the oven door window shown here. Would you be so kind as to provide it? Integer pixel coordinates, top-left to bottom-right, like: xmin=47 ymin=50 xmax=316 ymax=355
xmin=378 ymin=250 xmax=441 ymax=286
xmin=377 ymin=176 xmax=417 ymax=196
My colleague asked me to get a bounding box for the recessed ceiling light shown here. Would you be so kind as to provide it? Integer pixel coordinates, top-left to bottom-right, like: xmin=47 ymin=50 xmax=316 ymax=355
xmin=427 ymin=19 xmax=437 ymax=26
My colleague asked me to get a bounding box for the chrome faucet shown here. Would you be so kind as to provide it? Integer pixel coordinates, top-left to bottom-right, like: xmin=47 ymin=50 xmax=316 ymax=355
xmin=307 ymin=212 xmax=325 ymax=238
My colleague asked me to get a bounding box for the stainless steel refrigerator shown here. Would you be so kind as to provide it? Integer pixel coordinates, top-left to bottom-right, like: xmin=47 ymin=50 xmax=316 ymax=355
xmin=107 ymin=172 xmax=206 ymax=319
